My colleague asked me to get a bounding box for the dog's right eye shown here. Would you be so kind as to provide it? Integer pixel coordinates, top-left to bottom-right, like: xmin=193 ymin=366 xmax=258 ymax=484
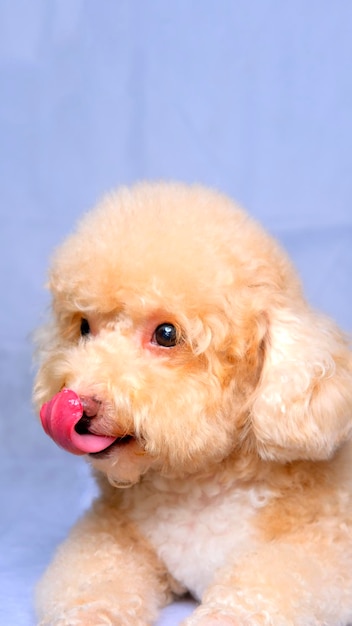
xmin=80 ymin=318 xmax=90 ymax=336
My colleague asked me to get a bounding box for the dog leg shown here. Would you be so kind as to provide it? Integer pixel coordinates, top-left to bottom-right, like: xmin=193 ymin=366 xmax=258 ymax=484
xmin=182 ymin=539 xmax=352 ymax=626
xmin=36 ymin=498 xmax=172 ymax=626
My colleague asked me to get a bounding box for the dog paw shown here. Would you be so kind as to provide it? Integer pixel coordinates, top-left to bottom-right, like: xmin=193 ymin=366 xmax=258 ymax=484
xmin=38 ymin=607 xmax=112 ymax=626
xmin=38 ymin=602 xmax=146 ymax=626
xmin=183 ymin=619 xmax=238 ymax=626
xmin=182 ymin=606 xmax=240 ymax=626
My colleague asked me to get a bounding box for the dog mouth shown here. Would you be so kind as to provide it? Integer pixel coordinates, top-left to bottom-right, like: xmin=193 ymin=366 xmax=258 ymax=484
xmin=39 ymin=389 xmax=138 ymax=457
xmin=74 ymin=414 xmax=136 ymax=457
xmin=87 ymin=434 xmax=136 ymax=458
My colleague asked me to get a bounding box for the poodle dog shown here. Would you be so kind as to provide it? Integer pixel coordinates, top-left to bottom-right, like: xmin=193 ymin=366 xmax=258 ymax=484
xmin=34 ymin=182 xmax=352 ymax=626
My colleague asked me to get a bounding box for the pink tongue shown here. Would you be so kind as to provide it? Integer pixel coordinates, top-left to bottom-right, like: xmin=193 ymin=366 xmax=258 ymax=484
xmin=40 ymin=389 xmax=117 ymax=455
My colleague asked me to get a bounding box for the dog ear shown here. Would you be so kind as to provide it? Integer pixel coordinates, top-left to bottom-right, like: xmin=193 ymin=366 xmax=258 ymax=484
xmin=250 ymin=304 xmax=352 ymax=462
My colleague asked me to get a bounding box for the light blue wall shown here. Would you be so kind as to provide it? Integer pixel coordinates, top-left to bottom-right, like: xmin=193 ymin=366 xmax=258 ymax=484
xmin=1 ymin=0 xmax=351 ymax=351
xmin=0 ymin=3 xmax=351 ymax=624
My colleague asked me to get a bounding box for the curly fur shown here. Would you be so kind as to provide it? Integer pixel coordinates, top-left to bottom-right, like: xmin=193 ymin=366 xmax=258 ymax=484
xmin=33 ymin=182 xmax=352 ymax=625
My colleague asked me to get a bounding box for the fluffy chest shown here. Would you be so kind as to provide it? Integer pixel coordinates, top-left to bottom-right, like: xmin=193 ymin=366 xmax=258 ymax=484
xmin=123 ymin=476 xmax=270 ymax=599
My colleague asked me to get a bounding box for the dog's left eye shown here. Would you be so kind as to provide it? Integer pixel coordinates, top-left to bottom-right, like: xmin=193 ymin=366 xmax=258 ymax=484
xmin=153 ymin=323 xmax=178 ymax=347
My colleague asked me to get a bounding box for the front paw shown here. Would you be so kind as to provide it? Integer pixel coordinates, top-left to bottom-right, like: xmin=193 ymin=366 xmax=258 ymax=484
xmin=38 ymin=605 xmax=112 ymax=626
xmin=182 ymin=605 xmax=240 ymax=626
xmin=38 ymin=602 xmax=148 ymax=626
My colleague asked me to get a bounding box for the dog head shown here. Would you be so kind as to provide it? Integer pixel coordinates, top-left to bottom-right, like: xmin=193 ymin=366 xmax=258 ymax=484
xmin=34 ymin=183 xmax=352 ymax=486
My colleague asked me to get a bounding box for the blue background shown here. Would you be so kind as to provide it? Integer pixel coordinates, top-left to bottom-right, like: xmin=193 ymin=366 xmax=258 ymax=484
xmin=1 ymin=2 xmax=351 ymax=624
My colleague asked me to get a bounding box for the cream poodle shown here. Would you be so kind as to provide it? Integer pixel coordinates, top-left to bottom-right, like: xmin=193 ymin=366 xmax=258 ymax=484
xmin=34 ymin=182 xmax=352 ymax=626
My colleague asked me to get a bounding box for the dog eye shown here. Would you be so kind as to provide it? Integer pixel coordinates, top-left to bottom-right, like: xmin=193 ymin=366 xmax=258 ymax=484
xmin=80 ymin=318 xmax=90 ymax=337
xmin=153 ymin=323 xmax=178 ymax=348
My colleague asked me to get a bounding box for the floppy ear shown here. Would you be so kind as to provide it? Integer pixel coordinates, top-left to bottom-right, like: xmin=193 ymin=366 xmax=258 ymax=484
xmin=251 ymin=304 xmax=352 ymax=462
